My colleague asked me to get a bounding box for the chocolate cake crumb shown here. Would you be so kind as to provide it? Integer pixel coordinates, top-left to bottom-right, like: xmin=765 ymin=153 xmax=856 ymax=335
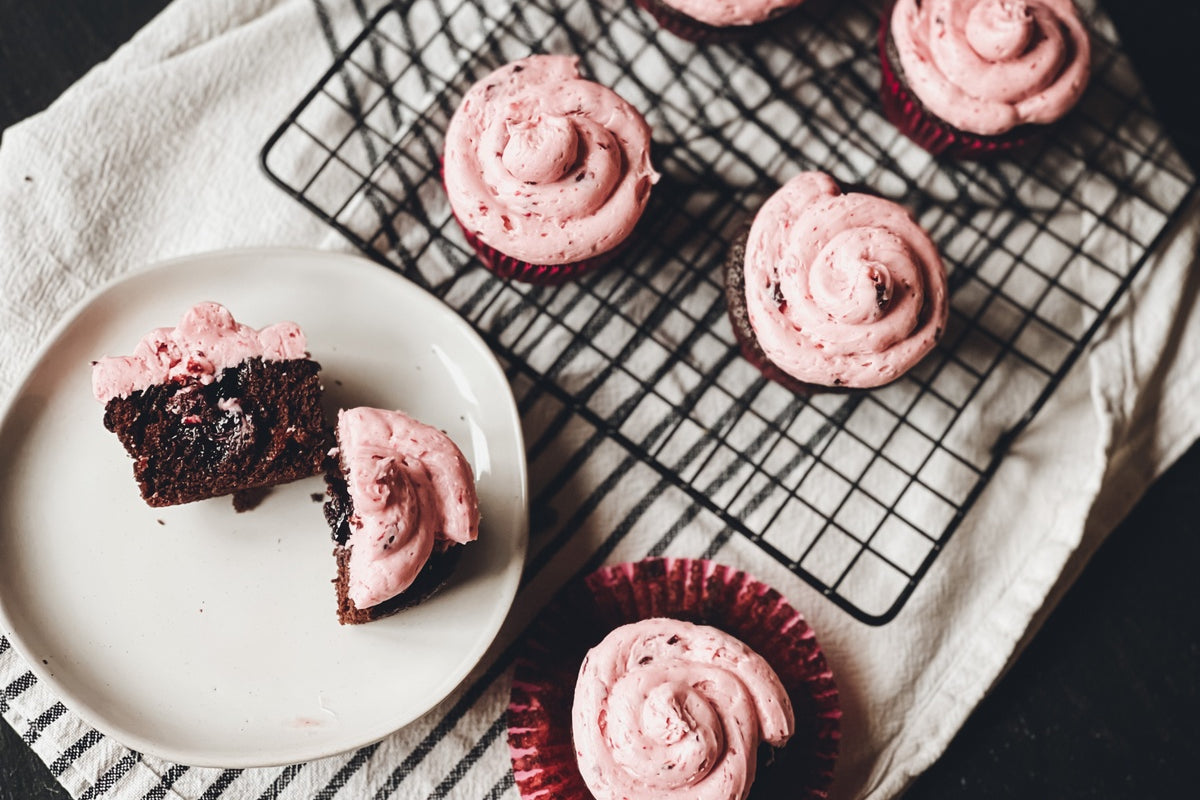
xmin=232 ymin=486 xmax=271 ymax=513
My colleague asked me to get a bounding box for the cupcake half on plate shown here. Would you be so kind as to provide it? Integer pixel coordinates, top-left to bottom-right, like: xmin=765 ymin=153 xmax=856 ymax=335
xmin=323 ymin=407 xmax=480 ymax=624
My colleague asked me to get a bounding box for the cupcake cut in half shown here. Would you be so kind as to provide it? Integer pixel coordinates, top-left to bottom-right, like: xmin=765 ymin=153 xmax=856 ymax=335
xmin=880 ymin=0 xmax=1091 ymax=159
xmin=634 ymin=0 xmax=807 ymax=43
xmin=323 ymin=407 xmax=480 ymax=624
xmin=91 ymin=302 xmax=330 ymax=507
xmin=442 ymin=54 xmax=659 ymax=285
xmin=725 ymin=171 xmax=949 ymax=392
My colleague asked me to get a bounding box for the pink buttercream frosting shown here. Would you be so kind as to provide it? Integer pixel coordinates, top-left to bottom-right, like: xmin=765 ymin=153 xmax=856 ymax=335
xmin=890 ymin=0 xmax=1091 ymax=136
xmin=572 ymin=618 xmax=794 ymax=800
xmin=336 ymin=407 xmax=479 ymax=610
xmin=743 ymin=172 xmax=948 ymax=388
xmin=91 ymin=302 xmax=307 ymax=403
xmin=659 ymin=0 xmax=805 ymax=27
xmin=443 ymin=55 xmax=659 ymax=266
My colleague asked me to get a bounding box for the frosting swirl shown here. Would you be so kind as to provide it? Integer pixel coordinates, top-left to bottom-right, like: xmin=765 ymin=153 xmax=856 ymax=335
xmin=890 ymin=0 xmax=1091 ymax=135
xmin=443 ymin=55 xmax=659 ymax=266
xmin=336 ymin=408 xmax=479 ymax=609
xmin=743 ymin=172 xmax=947 ymax=388
xmin=572 ymin=619 xmax=794 ymax=800
xmin=658 ymin=0 xmax=806 ymax=27
xmin=91 ymin=302 xmax=306 ymax=402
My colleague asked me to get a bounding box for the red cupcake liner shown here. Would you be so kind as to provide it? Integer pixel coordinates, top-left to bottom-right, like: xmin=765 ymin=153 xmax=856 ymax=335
xmin=632 ymin=0 xmax=768 ymax=44
xmin=440 ymin=158 xmax=626 ymax=286
xmin=877 ymin=1 xmax=1040 ymax=160
xmin=451 ymin=207 xmax=625 ymax=286
xmin=508 ymin=558 xmax=841 ymax=800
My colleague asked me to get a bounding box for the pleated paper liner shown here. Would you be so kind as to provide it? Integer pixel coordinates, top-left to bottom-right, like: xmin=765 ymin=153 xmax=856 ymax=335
xmin=508 ymin=558 xmax=841 ymax=799
xmin=450 ymin=207 xmax=628 ymax=286
xmin=440 ymin=155 xmax=629 ymax=286
xmin=632 ymin=0 xmax=801 ymax=44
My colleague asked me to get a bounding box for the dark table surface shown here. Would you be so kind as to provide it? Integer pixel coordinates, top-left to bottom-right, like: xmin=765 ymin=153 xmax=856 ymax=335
xmin=1 ymin=1 xmax=1197 ymax=798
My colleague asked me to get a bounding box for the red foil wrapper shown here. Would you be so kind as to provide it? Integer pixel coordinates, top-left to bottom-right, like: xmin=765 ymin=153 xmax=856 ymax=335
xmin=450 ymin=207 xmax=623 ymax=285
xmin=877 ymin=1 xmax=1041 ymax=160
xmin=508 ymin=558 xmax=841 ymax=800
xmin=439 ymin=157 xmax=626 ymax=286
xmin=632 ymin=0 xmax=765 ymax=44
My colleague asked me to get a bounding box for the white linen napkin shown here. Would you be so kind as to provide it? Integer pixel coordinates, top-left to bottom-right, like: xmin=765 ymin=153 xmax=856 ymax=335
xmin=1 ymin=1 xmax=1197 ymax=799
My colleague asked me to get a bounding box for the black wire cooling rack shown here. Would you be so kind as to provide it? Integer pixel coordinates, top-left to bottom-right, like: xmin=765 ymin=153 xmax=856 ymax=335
xmin=261 ymin=0 xmax=1195 ymax=624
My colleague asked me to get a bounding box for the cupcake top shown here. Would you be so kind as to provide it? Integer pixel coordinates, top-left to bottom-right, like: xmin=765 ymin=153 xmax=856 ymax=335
xmin=743 ymin=172 xmax=948 ymax=388
xmin=335 ymin=407 xmax=479 ymax=609
xmin=657 ymin=0 xmax=806 ymax=27
xmin=572 ymin=618 xmax=794 ymax=800
xmin=890 ymin=0 xmax=1091 ymax=136
xmin=443 ymin=55 xmax=659 ymax=266
xmin=91 ymin=302 xmax=307 ymax=402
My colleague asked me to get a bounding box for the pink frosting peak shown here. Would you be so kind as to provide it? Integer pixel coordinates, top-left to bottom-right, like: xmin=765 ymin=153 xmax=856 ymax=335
xmin=891 ymin=0 xmax=1091 ymax=136
xmin=443 ymin=55 xmax=659 ymax=266
xmin=743 ymin=172 xmax=948 ymax=388
xmin=336 ymin=408 xmax=479 ymax=610
xmin=572 ymin=618 xmax=794 ymax=800
xmin=91 ymin=302 xmax=307 ymax=402
xmin=660 ymin=0 xmax=806 ymax=27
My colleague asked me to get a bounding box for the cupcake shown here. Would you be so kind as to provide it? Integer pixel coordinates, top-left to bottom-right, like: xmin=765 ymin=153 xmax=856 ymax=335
xmin=725 ymin=171 xmax=948 ymax=392
xmin=633 ymin=0 xmax=807 ymax=43
xmin=508 ymin=558 xmax=840 ymax=800
xmin=573 ymin=619 xmax=795 ymax=800
xmin=880 ymin=0 xmax=1091 ymax=159
xmin=442 ymin=55 xmax=659 ymax=285
xmin=322 ymin=407 xmax=480 ymax=624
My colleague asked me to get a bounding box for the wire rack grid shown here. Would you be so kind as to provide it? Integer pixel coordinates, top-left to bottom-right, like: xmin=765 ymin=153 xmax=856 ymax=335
xmin=260 ymin=0 xmax=1195 ymax=624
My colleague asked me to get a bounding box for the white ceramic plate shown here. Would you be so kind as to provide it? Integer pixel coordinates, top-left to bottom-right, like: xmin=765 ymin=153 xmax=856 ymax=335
xmin=0 ymin=248 xmax=528 ymax=767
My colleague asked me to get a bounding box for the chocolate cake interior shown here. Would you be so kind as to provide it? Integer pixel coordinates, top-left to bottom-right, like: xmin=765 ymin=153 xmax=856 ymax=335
xmin=102 ymin=356 xmax=330 ymax=507
xmin=323 ymin=455 xmax=461 ymax=625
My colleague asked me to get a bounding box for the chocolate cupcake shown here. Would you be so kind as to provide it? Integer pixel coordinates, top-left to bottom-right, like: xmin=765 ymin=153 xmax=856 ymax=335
xmin=508 ymin=558 xmax=840 ymax=800
xmin=323 ymin=407 xmax=479 ymax=624
xmin=574 ymin=618 xmax=795 ymax=800
xmin=633 ymin=0 xmax=807 ymax=43
xmin=442 ymin=55 xmax=659 ymax=285
xmin=880 ymin=0 xmax=1091 ymax=159
xmin=725 ymin=171 xmax=948 ymax=391
xmin=91 ymin=302 xmax=330 ymax=508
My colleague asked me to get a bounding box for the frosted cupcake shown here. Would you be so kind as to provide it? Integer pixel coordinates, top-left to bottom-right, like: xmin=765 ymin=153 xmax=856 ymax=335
xmin=880 ymin=0 xmax=1091 ymax=159
xmin=573 ymin=619 xmax=795 ymax=800
xmin=725 ymin=172 xmax=948 ymax=391
xmin=443 ymin=55 xmax=659 ymax=284
xmin=633 ymin=0 xmax=807 ymax=43
xmin=508 ymin=558 xmax=840 ymax=800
